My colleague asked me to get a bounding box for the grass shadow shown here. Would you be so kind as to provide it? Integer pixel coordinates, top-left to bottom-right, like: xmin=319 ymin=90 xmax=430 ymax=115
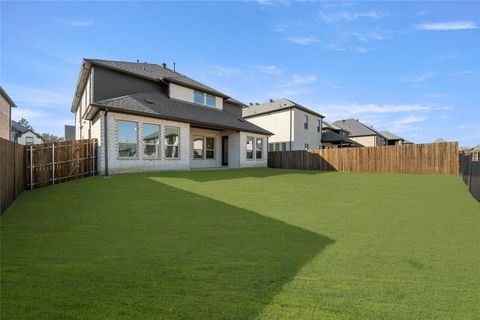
xmin=1 ymin=174 xmax=334 ymax=319
xmin=151 ymin=167 xmax=331 ymax=183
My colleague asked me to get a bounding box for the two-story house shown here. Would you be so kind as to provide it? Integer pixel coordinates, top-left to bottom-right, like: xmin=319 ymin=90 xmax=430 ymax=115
xmin=380 ymin=131 xmax=405 ymax=145
xmin=332 ymin=119 xmax=387 ymax=147
xmin=321 ymin=121 xmax=361 ymax=148
xmin=0 ymin=87 xmax=16 ymax=140
xmin=11 ymin=121 xmax=44 ymax=145
xmin=71 ymin=59 xmax=272 ymax=175
xmin=242 ymin=98 xmax=324 ymax=151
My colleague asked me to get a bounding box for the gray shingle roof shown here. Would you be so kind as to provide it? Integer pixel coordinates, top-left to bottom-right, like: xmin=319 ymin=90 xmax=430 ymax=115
xmin=243 ymin=98 xmax=324 ymax=119
xmin=11 ymin=120 xmax=28 ymax=134
xmin=88 ymin=91 xmax=272 ymax=135
xmin=380 ymin=131 xmax=405 ymax=141
xmin=332 ymin=119 xmax=385 ymax=137
xmin=322 ymin=131 xmax=347 ymax=142
xmin=86 ymin=59 xmax=229 ymax=98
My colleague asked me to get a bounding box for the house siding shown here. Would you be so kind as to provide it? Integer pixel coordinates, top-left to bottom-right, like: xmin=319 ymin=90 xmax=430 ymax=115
xmin=0 ymin=94 xmax=11 ymax=140
xmin=244 ymin=109 xmax=292 ymax=143
xmin=239 ymin=132 xmax=268 ymax=168
xmin=16 ymin=131 xmax=43 ymax=145
xmin=76 ymin=72 xmax=93 ymax=140
xmin=223 ymin=101 xmax=243 ymax=118
xmin=292 ymin=109 xmax=322 ymax=150
xmin=190 ymin=127 xmax=223 ymax=169
xmin=350 ymin=135 xmax=386 ymax=147
xmin=92 ymin=66 xmax=162 ymax=103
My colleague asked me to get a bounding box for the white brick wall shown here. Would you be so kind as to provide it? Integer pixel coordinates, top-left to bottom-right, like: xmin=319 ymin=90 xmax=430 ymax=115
xmin=239 ymin=132 xmax=268 ymax=168
xmin=102 ymin=112 xmax=190 ymax=174
xmin=190 ymin=127 xmax=223 ymax=169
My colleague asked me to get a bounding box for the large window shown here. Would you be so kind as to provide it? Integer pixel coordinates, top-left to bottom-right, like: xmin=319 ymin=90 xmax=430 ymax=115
xmin=256 ymin=138 xmax=263 ymax=159
xmin=304 ymin=115 xmax=309 ymax=129
xmin=194 ymin=91 xmax=204 ymax=105
xmin=317 ymin=119 xmax=321 ymax=132
xmin=246 ymin=137 xmax=254 ymax=159
xmin=143 ymin=124 xmax=160 ymax=158
xmin=165 ymin=126 xmax=180 ymax=159
xmin=193 ymin=136 xmax=204 ymax=159
xmin=117 ymin=121 xmax=138 ymax=157
xmin=206 ymin=137 xmax=215 ymax=159
xmin=25 ymin=137 xmax=34 ymax=146
xmin=281 ymin=142 xmax=287 ymax=151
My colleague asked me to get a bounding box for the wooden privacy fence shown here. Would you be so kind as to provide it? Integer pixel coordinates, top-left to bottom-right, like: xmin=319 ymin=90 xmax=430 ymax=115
xmin=459 ymin=153 xmax=480 ymax=202
xmin=0 ymin=138 xmax=25 ymax=214
xmin=26 ymin=139 xmax=98 ymax=189
xmin=268 ymin=142 xmax=459 ymax=175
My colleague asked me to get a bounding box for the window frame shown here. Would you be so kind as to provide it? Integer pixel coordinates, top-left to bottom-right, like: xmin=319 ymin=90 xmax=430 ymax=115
xmin=304 ymin=143 xmax=309 ymax=150
xmin=256 ymin=138 xmax=263 ymax=159
xmin=194 ymin=91 xmax=205 ymax=105
xmin=164 ymin=126 xmax=180 ymax=159
xmin=246 ymin=136 xmax=254 ymax=159
xmin=117 ymin=120 xmax=138 ymax=159
xmin=142 ymin=123 xmax=161 ymax=159
xmin=25 ymin=136 xmax=34 ymax=146
xmin=317 ymin=119 xmax=321 ymax=132
xmin=205 ymin=137 xmax=215 ymax=159
xmin=193 ymin=135 xmax=204 ymax=160
xmin=206 ymin=95 xmax=216 ymax=107
xmin=304 ymin=115 xmax=309 ymax=129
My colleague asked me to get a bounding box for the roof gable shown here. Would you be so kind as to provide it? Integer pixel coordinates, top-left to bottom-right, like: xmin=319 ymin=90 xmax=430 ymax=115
xmin=332 ymin=119 xmax=384 ymax=137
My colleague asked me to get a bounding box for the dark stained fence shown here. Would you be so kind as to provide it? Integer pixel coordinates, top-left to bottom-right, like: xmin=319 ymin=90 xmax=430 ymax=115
xmin=0 ymin=138 xmax=25 ymax=214
xmin=268 ymin=142 xmax=459 ymax=175
xmin=26 ymin=139 xmax=98 ymax=189
xmin=459 ymin=153 xmax=480 ymax=202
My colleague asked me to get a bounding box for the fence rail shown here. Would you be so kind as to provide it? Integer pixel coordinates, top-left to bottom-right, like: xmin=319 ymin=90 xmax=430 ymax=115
xmin=26 ymin=139 xmax=98 ymax=189
xmin=459 ymin=153 xmax=480 ymax=202
xmin=268 ymin=142 xmax=459 ymax=175
xmin=0 ymin=138 xmax=25 ymax=214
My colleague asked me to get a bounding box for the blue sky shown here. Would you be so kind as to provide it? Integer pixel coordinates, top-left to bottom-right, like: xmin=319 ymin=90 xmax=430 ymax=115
xmin=1 ymin=1 xmax=479 ymax=146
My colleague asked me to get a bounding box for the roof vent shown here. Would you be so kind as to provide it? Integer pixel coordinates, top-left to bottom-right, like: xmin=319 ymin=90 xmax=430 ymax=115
xmin=136 ymin=59 xmax=139 ymax=63
xmin=239 ymin=118 xmax=246 ymax=122
xmin=162 ymin=63 xmax=167 ymax=68
xmin=144 ymin=99 xmax=154 ymax=104
xmin=249 ymin=103 xmax=253 ymax=106
xmin=270 ymin=99 xmax=274 ymax=103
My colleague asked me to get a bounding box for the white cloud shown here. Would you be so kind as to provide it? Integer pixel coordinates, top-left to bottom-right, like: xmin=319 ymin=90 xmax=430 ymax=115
xmin=212 ymin=66 xmax=241 ymax=77
xmin=415 ymin=10 xmax=428 ymax=17
xmin=279 ymin=74 xmax=317 ymax=87
xmin=11 ymin=108 xmax=73 ymax=135
xmin=399 ymin=72 xmax=435 ymax=83
xmin=257 ymin=65 xmax=281 ymax=75
xmin=451 ymin=70 xmax=472 ymax=77
xmin=352 ymin=32 xmax=385 ymax=42
xmin=59 ymin=19 xmax=95 ymax=27
xmin=415 ymin=21 xmax=477 ymax=31
xmin=273 ymin=24 xmax=288 ymax=32
xmin=319 ymin=10 xmax=390 ymax=23
xmin=391 ymin=115 xmax=427 ymax=132
xmin=357 ymin=47 xmax=368 ymax=53
xmin=287 ymin=36 xmax=318 ymax=45
xmin=6 ymin=86 xmax=72 ymax=108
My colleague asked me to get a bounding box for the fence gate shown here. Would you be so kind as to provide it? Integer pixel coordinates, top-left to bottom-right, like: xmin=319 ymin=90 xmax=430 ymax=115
xmin=26 ymin=139 xmax=98 ymax=189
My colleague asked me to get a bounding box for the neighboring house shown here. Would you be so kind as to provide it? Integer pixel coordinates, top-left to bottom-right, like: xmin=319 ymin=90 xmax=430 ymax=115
xmin=322 ymin=121 xmax=362 ymax=148
xmin=242 ymin=98 xmax=324 ymax=151
xmin=0 ymin=86 xmax=16 ymax=140
xmin=11 ymin=121 xmax=44 ymax=145
xmin=332 ymin=119 xmax=387 ymax=147
xmin=380 ymin=131 xmax=405 ymax=145
xmin=64 ymin=125 xmax=75 ymax=141
xmin=71 ymin=59 xmax=271 ymax=175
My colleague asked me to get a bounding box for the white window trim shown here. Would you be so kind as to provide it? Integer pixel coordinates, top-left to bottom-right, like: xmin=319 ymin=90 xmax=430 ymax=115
xmin=256 ymin=138 xmax=263 ymax=159
xmin=142 ymin=123 xmax=161 ymax=160
xmin=246 ymin=136 xmax=255 ymax=160
xmin=194 ymin=90 xmax=216 ymax=107
xmin=116 ymin=120 xmax=139 ymax=160
xmin=192 ymin=135 xmax=204 ymax=160
xmin=205 ymin=137 xmax=215 ymax=159
xmin=164 ymin=126 xmax=181 ymax=160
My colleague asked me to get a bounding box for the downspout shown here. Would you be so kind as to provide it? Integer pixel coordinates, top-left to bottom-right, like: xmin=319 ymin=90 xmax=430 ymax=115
xmin=289 ymin=107 xmax=292 ymax=151
xmin=103 ymin=109 xmax=109 ymax=176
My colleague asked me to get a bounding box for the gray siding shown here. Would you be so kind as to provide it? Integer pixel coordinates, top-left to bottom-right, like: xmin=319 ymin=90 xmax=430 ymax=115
xmin=92 ymin=66 xmax=163 ymax=102
xmin=223 ymin=101 xmax=242 ymax=118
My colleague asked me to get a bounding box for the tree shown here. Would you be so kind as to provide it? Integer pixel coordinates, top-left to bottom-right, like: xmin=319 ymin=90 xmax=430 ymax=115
xmin=40 ymin=133 xmax=64 ymax=143
xmin=19 ymin=118 xmax=32 ymax=130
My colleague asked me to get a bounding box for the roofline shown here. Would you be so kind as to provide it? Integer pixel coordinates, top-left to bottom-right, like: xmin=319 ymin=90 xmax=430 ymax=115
xmin=333 ymin=119 xmax=387 ymax=138
xmin=244 ymin=105 xmax=325 ymax=119
xmin=164 ymin=77 xmax=229 ymax=99
xmin=88 ymin=103 xmax=273 ymax=136
xmin=0 ymin=86 xmax=17 ymax=107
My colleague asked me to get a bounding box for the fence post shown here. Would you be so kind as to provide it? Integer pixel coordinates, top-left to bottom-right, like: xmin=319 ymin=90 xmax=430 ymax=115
xmin=52 ymin=144 xmax=55 ymax=185
xmin=30 ymin=146 xmax=33 ymax=190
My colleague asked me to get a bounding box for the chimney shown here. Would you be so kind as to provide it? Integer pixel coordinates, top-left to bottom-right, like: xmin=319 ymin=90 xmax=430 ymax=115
xmin=270 ymin=99 xmax=274 ymax=103
xmin=162 ymin=63 xmax=167 ymax=68
xmin=173 ymin=62 xmax=176 ymax=72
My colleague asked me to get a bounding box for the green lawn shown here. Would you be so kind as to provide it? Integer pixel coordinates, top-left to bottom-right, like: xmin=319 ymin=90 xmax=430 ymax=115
xmin=1 ymin=168 xmax=479 ymax=319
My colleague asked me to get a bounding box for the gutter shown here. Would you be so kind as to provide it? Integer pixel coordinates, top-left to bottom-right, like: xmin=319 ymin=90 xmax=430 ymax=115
xmin=103 ymin=109 xmax=109 ymax=176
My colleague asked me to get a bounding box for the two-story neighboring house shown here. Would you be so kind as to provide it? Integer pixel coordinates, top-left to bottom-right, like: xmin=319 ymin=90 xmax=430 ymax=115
xmin=380 ymin=131 xmax=405 ymax=145
xmin=71 ymin=59 xmax=272 ymax=175
xmin=322 ymin=121 xmax=361 ymax=148
xmin=0 ymin=86 xmax=16 ymax=140
xmin=332 ymin=119 xmax=387 ymax=147
xmin=242 ymin=98 xmax=324 ymax=151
